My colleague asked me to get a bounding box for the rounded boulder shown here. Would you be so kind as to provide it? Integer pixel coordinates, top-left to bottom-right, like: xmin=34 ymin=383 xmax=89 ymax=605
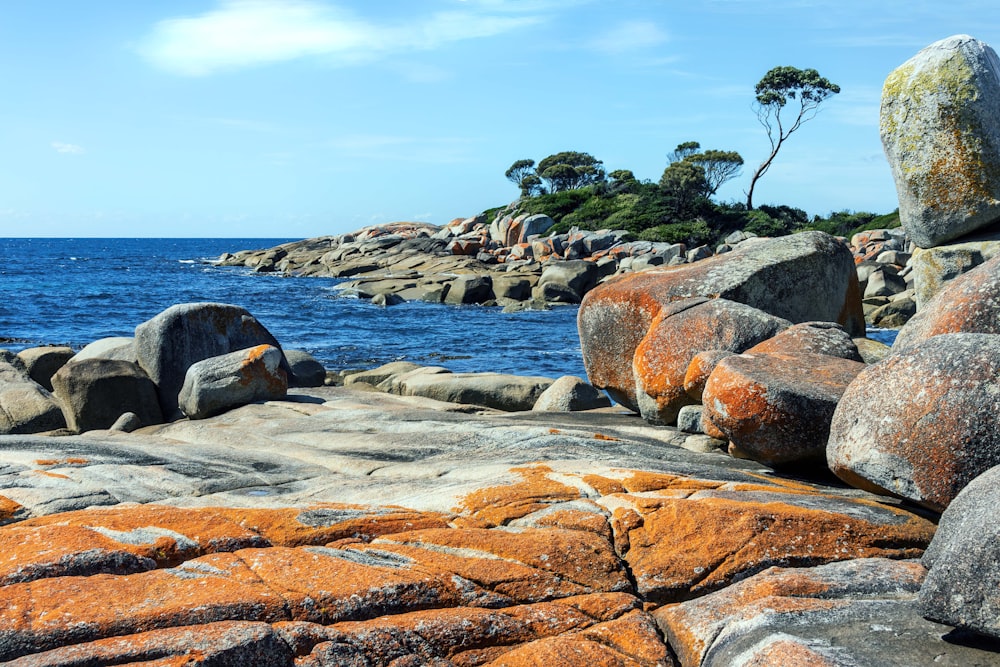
xmin=828 ymin=333 xmax=1000 ymax=511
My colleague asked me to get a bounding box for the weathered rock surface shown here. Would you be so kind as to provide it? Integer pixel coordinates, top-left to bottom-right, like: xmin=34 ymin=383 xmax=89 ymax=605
xmin=389 ymin=371 xmax=554 ymax=411
xmin=920 ymin=465 xmax=1000 ymax=639
xmin=702 ymin=351 xmax=866 ymax=467
xmin=881 ymin=34 xmax=1000 ymax=247
xmin=178 ymin=344 xmax=288 ymax=420
xmin=894 ymin=251 xmax=1000 ymax=350
xmin=828 ymin=333 xmax=1000 ymax=511
xmin=632 ymin=298 xmax=791 ymax=424
xmin=284 ymin=349 xmax=327 ymax=388
xmin=0 ymin=353 xmax=66 ymax=435
xmin=656 ymin=558 xmax=996 ymax=667
xmin=70 ymin=336 xmax=137 ymax=364
xmin=134 ymin=302 xmax=286 ymax=418
xmin=910 ymin=239 xmax=1000 ymax=308
xmin=0 ymin=383 xmax=945 ymax=663
xmin=532 ymin=375 xmax=611 ymax=412
xmin=579 ymin=232 xmax=864 ymax=412
xmin=50 ymin=358 xmax=163 ymax=433
xmin=744 ymin=321 xmax=863 ymax=362
xmin=15 ymin=346 xmax=74 ymax=391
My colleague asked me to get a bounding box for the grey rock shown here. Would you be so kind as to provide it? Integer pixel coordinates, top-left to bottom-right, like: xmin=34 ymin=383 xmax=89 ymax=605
xmin=70 ymin=337 xmax=137 ymax=364
xmin=745 ymin=321 xmax=864 ymax=362
xmin=371 ymin=292 xmax=405 ymax=307
xmin=870 ymin=295 xmax=916 ymax=328
xmin=686 ymin=245 xmax=713 ymax=262
xmin=343 ymin=361 xmax=425 ymax=389
xmin=393 ymin=372 xmax=554 ymax=411
xmin=284 ymin=350 xmax=327 ymax=388
xmin=109 ymin=412 xmax=142 ymax=433
xmin=853 ymin=337 xmax=892 ymax=364
xmin=864 ymin=267 xmax=908 ymax=298
xmin=16 ymin=346 xmax=74 ymax=391
xmin=532 ymin=281 xmax=581 ymax=304
xmin=492 ymin=275 xmax=534 ymax=301
xmin=881 ymin=35 xmax=1000 ymax=247
xmin=134 ymin=303 xmax=285 ymax=418
xmin=920 ymin=465 xmax=1000 ymax=639
xmin=829 ymin=333 xmax=1000 ymax=511
xmin=51 ymin=359 xmax=163 ymax=433
xmin=443 ymin=275 xmax=493 ymax=305
xmin=178 ymin=345 xmax=288 ymax=420
xmin=0 ymin=355 xmax=66 ymax=435
xmin=676 ymin=405 xmax=704 ymax=434
xmin=531 ymin=375 xmax=611 ymax=412
xmin=538 ymin=260 xmax=599 ymax=300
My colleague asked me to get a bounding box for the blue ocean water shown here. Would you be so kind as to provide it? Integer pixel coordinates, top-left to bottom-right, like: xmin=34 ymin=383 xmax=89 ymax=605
xmin=0 ymin=238 xmax=586 ymax=378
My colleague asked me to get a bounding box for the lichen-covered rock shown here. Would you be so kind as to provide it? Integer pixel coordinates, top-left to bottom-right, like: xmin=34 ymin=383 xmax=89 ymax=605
xmin=134 ymin=302 xmax=286 ymax=418
xmin=893 ymin=251 xmax=1000 ymax=351
xmin=683 ymin=349 xmax=736 ymax=402
xmin=532 ymin=375 xmax=611 ymax=412
xmin=828 ymin=333 xmax=1000 ymax=511
xmin=919 ymin=465 xmax=1000 ymax=640
xmin=880 ymin=35 xmax=1000 ymax=247
xmin=178 ymin=345 xmax=288 ymax=419
xmin=910 ymin=240 xmax=1000 ymax=308
xmin=655 ymin=558 xmax=990 ymax=667
xmin=632 ymin=298 xmax=790 ymax=424
xmin=50 ymin=358 xmax=163 ymax=432
xmin=744 ymin=321 xmax=863 ymax=362
xmin=579 ymin=232 xmax=863 ymax=411
xmin=702 ymin=351 xmax=865 ymax=467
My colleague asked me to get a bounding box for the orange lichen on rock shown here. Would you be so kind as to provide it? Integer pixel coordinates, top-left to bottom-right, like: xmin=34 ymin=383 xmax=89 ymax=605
xmin=606 ymin=489 xmax=934 ymax=602
xmin=458 ymin=465 xmax=583 ymax=527
xmin=0 ymin=496 xmax=25 ymax=526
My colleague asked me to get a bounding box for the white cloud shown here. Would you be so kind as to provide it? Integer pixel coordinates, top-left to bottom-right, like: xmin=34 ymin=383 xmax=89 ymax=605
xmin=51 ymin=141 xmax=84 ymax=154
xmin=591 ymin=20 xmax=668 ymax=54
xmin=139 ymin=0 xmax=544 ymax=76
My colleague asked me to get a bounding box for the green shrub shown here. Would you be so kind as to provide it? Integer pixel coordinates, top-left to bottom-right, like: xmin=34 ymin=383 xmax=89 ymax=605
xmin=638 ymin=220 xmax=712 ymax=245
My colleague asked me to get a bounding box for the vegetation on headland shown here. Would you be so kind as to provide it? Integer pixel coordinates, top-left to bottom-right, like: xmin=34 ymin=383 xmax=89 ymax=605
xmin=492 ymin=65 xmax=892 ymax=247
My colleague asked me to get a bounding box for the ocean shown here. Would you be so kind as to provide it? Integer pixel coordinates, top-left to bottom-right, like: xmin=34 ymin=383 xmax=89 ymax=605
xmin=0 ymin=238 xmax=587 ymax=379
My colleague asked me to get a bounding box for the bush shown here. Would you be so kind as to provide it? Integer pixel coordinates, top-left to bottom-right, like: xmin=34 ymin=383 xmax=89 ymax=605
xmin=638 ymin=220 xmax=712 ymax=246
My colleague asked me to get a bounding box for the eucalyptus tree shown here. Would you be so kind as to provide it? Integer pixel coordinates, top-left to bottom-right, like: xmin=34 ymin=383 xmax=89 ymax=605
xmin=746 ymin=66 xmax=840 ymax=210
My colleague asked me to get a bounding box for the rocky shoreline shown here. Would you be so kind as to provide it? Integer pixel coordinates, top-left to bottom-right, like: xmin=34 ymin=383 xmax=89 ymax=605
xmin=4 ymin=33 xmax=1000 ymax=665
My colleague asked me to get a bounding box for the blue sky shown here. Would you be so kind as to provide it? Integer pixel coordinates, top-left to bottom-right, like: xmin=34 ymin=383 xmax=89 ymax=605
xmin=1 ymin=1 xmax=998 ymax=237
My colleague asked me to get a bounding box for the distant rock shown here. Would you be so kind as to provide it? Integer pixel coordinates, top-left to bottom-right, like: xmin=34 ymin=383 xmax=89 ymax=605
xmin=70 ymin=337 xmax=137 ymax=364
xmin=881 ymin=35 xmax=1000 ymax=247
xmin=0 ymin=351 xmax=65 ymax=434
xmin=909 ymin=239 xmax=1000 ymax=307
xmin=178 ymin=345 xmax=288 ymax=420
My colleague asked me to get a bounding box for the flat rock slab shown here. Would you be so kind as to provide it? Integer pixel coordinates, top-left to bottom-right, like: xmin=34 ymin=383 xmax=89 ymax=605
xmin=0 ymin=384 xmax=966 ymax=664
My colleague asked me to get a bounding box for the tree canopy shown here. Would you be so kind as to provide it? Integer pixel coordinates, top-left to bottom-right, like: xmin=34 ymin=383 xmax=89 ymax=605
xmin=537 ymin=151 xmax=605 ymax=192
xmin=746 ymin=66 xmax=840 ymax=209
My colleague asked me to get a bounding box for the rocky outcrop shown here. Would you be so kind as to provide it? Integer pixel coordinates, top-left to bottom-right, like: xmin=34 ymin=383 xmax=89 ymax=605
xmin=579 ymin=232 xmax=863 ymax=412
xmin=388 ymin=370 xmax=553 ymax=412
xmin=919 ymin=464 xmax=1000 ymax=639
xmin=532 ymin=375 xmax=611 ymax=412
xmin=881 ymin=35 xmax=1000 ymax=247
xmin=828 ymin=333 xmax=1000 ymax=511
xmin=50 ymin=358 xmax=162 ymax=433
xmin=178 ymin=345 xmax=288 ymax=419
xmin=0 ymin=385 xmax=944 ymax=663
xmin=134 ymin=302 xmax=287 ymax=418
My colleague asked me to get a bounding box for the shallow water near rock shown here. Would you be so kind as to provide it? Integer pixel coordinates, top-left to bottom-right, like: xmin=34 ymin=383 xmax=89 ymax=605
xmin=0 ymin=238 xmax=585 ymax=377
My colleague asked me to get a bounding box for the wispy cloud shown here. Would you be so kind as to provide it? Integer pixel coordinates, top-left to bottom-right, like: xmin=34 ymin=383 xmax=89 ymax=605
xmin=51 ymin=141 xmax=84 ymax=154
xmin=138 ymin=0 xmax=547 ymax=76
xmin=590 ymin=20 xmax=668 ymax=54
xmin=329 ymin=134 xmax=477 ymax=164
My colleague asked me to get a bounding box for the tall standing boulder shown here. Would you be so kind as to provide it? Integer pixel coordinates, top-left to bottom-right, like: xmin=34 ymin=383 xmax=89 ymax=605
xmin=578 ymin=231 xmax=863 ymax=411
xmin=828 ymin=333 xmax=1000 ymax=511
xmin=134 ymin=303 xmax=286 ymax=419
xmin=880 ymin=35 xmax=1000 ymax=247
